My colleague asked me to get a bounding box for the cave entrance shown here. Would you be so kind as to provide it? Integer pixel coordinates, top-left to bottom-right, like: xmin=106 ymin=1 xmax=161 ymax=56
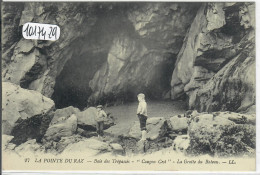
xmin=51 ymin=4 xmax=138 ymax=110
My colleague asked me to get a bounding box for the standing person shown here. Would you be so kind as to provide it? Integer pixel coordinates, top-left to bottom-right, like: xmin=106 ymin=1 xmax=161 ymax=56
xmin=96 ymin=105 xmax=107 ymax=138
xmin=136 ymin=93 xmax=148 ymax=141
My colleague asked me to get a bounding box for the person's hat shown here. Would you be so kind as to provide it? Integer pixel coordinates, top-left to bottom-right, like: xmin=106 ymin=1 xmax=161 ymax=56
xmin=97 ymin=105 xmax=103 ymax=109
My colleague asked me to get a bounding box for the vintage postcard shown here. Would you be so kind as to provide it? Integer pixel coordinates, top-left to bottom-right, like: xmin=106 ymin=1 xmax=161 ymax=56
xmin=2 ymin=1 xmax=256 ymax=172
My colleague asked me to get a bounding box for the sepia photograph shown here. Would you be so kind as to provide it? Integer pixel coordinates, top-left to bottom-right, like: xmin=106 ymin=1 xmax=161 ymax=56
xmin=1 ymin=1 xmax=256 ymax=172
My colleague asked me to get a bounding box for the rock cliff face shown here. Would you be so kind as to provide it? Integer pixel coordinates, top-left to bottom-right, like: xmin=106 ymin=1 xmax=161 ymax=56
xmin=88 ymin=3 xmax=200 ymax=105
xmin=2 ymin=82 xmax=55 ymax=144
xmin=2 ymin=2 xmax=255 ymax=112
xmin=2 ymin=2 xmax=200 ymax=109
xmin=2 ymin=2 xmax=98 ymax=105
xmin=170 ymin=2 xmax=255 ymax=112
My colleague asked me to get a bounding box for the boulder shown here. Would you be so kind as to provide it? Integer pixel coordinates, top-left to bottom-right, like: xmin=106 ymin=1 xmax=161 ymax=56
xmin=2 ymin=82 xmax=55 ymax=144
xmin=110 ymin=143 xmax=124 ymax=155
xmin=128 ymin=117 xmax=168 ymax=141
xmin=167 ymin=115 xmax=188 ymax=132
xmin=44 ymin=135 xmax=84 ymax=154
xmin=173 ymin=135 xmax=190 ymax=152
xmin=2 ymin=135 xmax=16 ymax=154
xmin=215 ymin=112 xmax=256 ymax=125
xmin=136 ymin=140 xmax=146 ymax=153
xmin=44 ymin=114 xmax=77 ymax=142
xmin=77 ymin=107 xmax=115 ymax=131
xmin=187 ymin=112 xmax=256 ymax=156
xmin=189 ymin=114 xmax=234 ymax=129
xmin=61 ymin=138 xmax=111 ymax=156
xmin=110 ymin=143 xmax=123 ymax=151
xmin=128 ymin=121 xmax=141 ymax=139
xmin=51 ymin=106 xmax=80 ymax=125
xmin=2 ymin=135 xmax=14 ymax=149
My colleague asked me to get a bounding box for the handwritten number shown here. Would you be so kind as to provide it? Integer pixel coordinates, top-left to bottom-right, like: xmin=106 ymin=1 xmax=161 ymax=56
xmin=38 ymin=26 xmax=46 ymax=40
xmin=23 ymin=23 xmax=59 ymax=40
xmin=23 ymin=24 xmax=29 ymax=36
xmin=48 ymin=27 xmax=57 ymax=39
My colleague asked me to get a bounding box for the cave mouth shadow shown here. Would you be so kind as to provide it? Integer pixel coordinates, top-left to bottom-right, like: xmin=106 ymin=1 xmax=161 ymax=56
xmin=51 ymin=3 xmax=139 ymax=110
xmin=51 ymin=3 xmax=179 ymax=110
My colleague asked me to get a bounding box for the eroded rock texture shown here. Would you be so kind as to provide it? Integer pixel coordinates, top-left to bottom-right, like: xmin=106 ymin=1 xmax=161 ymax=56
xmin=88 ymin=3 xmax=200 ymax=105
xmin=2 ymin=2 xmax=255 ymax=112
xmin=2 ymin=82 xmax=55 ymax=144
xmin=187 ymin=112 xmax=256 ymax=156
xmin=2 ymin=2 xmax=99 ymax=108
xmin=2 ymin=2 xmax=200 ymax=109
xmin=170 ymin=2 xmax=255 ymax=112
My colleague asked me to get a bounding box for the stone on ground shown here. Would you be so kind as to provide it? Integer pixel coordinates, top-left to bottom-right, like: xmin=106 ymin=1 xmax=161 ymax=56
xmin=167 ymin=115 xmax=188 ymax=132
xmin=173 ymin=135 xmax=190 ymax=152
xmin=77 ymin=107 xmax=115 ymax=130
xmin=2 ymin=135 xmax=14 ymax=149
xmin=50 ymin=106 xmax=80 ymax=125
xmin=110 ymin=143 xmax=124 ymax=155
xmin=128 ymin=117 xmax=168 ymax=141
xmin=44 ymin=114 xmax=77 ymax=142
xmin=187 ymin=112 xmax=256 ymax=156
xmin=2 ymin=82 xmax=55 ymax=144
xmin=62 ymin=138 xmax=111 ymax=156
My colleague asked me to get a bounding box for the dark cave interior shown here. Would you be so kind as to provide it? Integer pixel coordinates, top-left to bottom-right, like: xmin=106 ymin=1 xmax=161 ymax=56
xmin=51 ymin=3 xmax=179 ymax=110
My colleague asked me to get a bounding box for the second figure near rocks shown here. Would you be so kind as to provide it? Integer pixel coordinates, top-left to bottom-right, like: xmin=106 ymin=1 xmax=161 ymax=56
xmin=95 ymin=105 xmax=107 ymax=138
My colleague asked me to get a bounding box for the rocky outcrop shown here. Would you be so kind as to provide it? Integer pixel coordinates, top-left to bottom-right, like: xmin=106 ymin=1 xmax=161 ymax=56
xmin=2 ymin=2 xmax=24 ymax=68
xmin=2 ymin=82 xmax=55 ymax=144
xmin=171 ymin=2 xmax=255 ymax=112
xmin=2 ymin=2 xmax=200 ymax=109
xmin=88 ymin=3 xmax=200 ymax=104
xmin=187 ymin=112 xmax=256 ymax=156
xmin=173 ymin=135 xmax=190 ymax=152
xmin=2 ymin=135 xmax=15 ymax=150
xmin=44 ymin=135 xmax=84 ymax=154
xmin=2 ymin=2 xmax=98 ymax=99
xmin=2 ymin=2 xmax=255 ymax=112
xmin=167 ymin=115 xmax=188 ymax=132
xmin=128 ymin=117 xmax=168 ymax=140
xmin=61 ymin=138 xmax=111 ymax=156
xmin=215 ymin=112 xmax=255 ymax=124
xmin=50 ymin=106 xmax=80 ymax=125
xmin=110 ymin=143 xmax=124 ymax=155
xmin=77 ymin=107 xmax=115 ymax=131
xmin=43 ymin=114 xmax=78 ymax=142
